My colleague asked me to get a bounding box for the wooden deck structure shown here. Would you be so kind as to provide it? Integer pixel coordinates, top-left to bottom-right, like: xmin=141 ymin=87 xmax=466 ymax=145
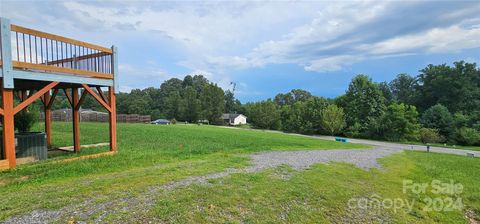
xmin=0 ymin=17 xmax=118 ymax=169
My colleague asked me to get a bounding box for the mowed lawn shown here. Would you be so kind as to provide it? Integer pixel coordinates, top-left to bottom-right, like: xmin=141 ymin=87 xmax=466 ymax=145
xmin=0 ymin=122 xmax=366 ymax=220
xmin=0 ymin=123 xmax=478 ymax=223
xmin=152 ymin=152 xmax=480 ymax=223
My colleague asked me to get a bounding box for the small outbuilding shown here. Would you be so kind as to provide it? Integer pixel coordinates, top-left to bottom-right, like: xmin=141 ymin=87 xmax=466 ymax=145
xmin=221 ymin=113 xmax=247 ymax=126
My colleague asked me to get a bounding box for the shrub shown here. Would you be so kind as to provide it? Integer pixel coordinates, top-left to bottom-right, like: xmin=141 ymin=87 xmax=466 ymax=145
xmin=419 ymin=128 xmax=444 ymax=144
xmin=14 ymin=106 xmax=39 ymax=133
xmin=171 ymin=118 xmax=177 ymax=124
xmin=345 ymin=122 xmax=364 ymax=138
xmin=453 ymin=127 xmax=480 ymax=146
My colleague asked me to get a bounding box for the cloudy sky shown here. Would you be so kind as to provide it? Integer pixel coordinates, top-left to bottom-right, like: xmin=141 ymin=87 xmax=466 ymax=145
xmin=1 ymin=0 xmax=479 ymax=102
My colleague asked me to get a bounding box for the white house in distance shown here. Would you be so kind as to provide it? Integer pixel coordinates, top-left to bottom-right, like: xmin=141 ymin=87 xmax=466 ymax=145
xmin=222 ymin=113 xmax=247 ymax=125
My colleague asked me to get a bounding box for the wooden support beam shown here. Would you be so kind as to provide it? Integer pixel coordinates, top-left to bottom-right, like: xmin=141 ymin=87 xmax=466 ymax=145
xmin=109 ymin=86 xmax=117 ymax=152
xmin=74 ymin=90 xmax=88 ymax=111
xmin=0 ymin=160 xmax=9 ymax=170
xmin=21 ymin=90 xmax=27 ymax=101
xmin=15 ymin=91 xmax=20 ymax=99
xmin=63 ymin=88 xmax=73 ymax=107
xmin=72 ymin=88 xmax=80 ymax=152
xmin=2 ymin=88 xmax=16 ymax=168
xmin=11 ymin=70 xmax=114 ymax=87
xmin=111 ymin=46 xmax=119 ymax=93
xmin=45 ymin=52 xmax=110 ymax=66
xmin=12 ymin=61 xmax=114 ymax=80
xmin=1 ymin=18 xmax=14 ymax=88
xmin=81 ymin=84 xmax=112 ymax=112
xmin=13 ymin=82 xmax=59 ymax=115
xmin=28 ymin=90 xmax=35 ymax=98
xmin=40 ymin=95 xmax=45 ymax=105
xmin=57 ymin=151 xmax=116 ymax=164
xmin=96 ymin=87 xmax=108 ymax=103
xmin=47 ymin=89 xmax=58 ymax=109
xmin=44 ymin=92 xmax=52 ymax=147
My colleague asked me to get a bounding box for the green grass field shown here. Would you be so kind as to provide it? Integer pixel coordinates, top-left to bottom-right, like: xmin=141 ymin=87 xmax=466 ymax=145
xmin=0 ymin=122 xmax=366 ymax=220
xmin=0 ymin=122 xmax=478 ymax=223
xmin=151 ymin=152 xmax=480 ymax=223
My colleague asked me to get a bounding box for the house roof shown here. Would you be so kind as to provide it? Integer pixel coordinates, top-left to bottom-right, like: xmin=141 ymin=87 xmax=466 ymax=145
xmin=221 ymin=113 xmax=246 ymax=119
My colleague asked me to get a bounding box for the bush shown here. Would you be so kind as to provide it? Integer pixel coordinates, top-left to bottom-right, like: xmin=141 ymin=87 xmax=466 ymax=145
xmin=14 ymin=106 xmax=39 ymax=133
xmin=453 ymin=127 xmax=480 ymax=146
xmin=345 ymin=122 xmax=365 ymax=138
xmin=419 ymin=128 xmax=444 ymax=144
xmin=171 ymin=118 xmax=177 ymax=125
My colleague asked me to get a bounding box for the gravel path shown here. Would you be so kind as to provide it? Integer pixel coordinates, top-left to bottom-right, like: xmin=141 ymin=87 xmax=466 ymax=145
xmin=3 ymin=136 xmax=477 ymax=223
xmin=315 ymin=136 xmax=480 ymax=157
xmin=2 ymin=147 xmax=401 ymax=223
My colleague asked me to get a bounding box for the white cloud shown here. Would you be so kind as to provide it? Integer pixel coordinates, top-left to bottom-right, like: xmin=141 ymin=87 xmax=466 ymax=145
xmin=239 ymin=1 xmax=480 ymax=72
xmin=118 ymin=85 xmax=134 ymax=93
xmin=304 ymin=55 xmax=363 ymax=72
xmin=364 ymin=26 xmax=480 ymax=55
xmin=2 ymin=0 xmax=479 ymax=83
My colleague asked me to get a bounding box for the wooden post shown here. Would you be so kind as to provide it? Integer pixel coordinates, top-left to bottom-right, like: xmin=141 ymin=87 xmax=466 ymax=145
xmin=109 ymin=86 xmax=117 ymax=151
xmin=44 ymin=92 xmax=52 ymax=147
xmin=72 ymin=88 xmax=80 ymax=152
xmin=21 ymin=90 xmax=27 ymax=101
xmin=1 ymin=18 xmax=14 ymax=89
xmin=2 ymin=88 xmax=16 ymax=168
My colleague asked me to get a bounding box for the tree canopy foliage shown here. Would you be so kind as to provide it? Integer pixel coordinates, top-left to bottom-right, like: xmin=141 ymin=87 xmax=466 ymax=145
xmin=109 ymin=61 xmax=479 ymax=146
xmin=115 ymin=75 xmax=226 ymax=124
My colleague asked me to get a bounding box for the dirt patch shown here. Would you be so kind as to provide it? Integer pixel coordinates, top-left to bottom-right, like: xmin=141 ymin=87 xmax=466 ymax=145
xmin=465 ymin=209 xmax=479 ymax=224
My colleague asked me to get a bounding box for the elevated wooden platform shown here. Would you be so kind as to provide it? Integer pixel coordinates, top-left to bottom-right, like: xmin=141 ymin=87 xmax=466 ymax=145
xmin=0 ymin=17 xmax=118 ymax=169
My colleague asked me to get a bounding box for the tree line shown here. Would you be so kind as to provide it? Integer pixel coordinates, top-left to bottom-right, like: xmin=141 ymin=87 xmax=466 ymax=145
xmin=111 ymin=61 xmax=480 ymax=146
xmin=115 ymin=75 xmax=238 ymax=124
xmin=243 ymin=61 xmax=480 ymax=146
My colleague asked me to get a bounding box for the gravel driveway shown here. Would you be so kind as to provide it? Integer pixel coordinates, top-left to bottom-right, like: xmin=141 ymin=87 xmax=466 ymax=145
xmin=315 ymin=135 xmax=479 ymax=157
xmin=3 ymin=135 xmax=477 ymax=223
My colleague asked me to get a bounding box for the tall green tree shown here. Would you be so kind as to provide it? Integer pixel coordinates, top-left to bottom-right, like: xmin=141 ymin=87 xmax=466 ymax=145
xmin=320 ymin=104 xmax=346 ymax=136
xmin=200 ymin=83 xmax=225 ymax=124
xmin=125 ymin=89 xmax=153 ymax=115
xmin=280 ymin=96 xmax=327 ymax=134
xmin=224 ymin=90 xmax=242 ymax=113
xmin=343 ymin=75 xmax=386 ymax=133
xmin=164 ymin=91 xmax=182 ymax=119
xmin=377 ymin=103 xmax=420 ymax=142
xmin=379 ymin=81 xmax=394 ymax=105
xmin=246 ymin=100 xmax=281 ymax=130
xmin=389 ymin=73 xmax=416 ymax=104
xmin=274 ymin=89 xmax=312 ymax=106
xmin=415 ymin=61 xmax=480 ymax=113
xmin=181 ymin=86 xmax=200 ymax=122
xmin=420 ymin=104 xmax=454 ymax=138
